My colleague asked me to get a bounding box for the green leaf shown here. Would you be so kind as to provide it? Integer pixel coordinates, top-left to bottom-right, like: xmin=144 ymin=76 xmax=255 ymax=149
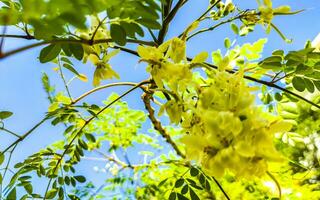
xmin=272 ymin=50 xmax=284 ymax=57
xmin=24 ymin=183 xmax=33 ymax=194
xmin=137 ymin=18 xmax=161 ymax=29
xmin=0 ymin=111 xmax=13 ymax=120
xmin=224 ymin=38 xmax=231 ymax=49
xmin=198 ymin=174 xmax=205 ymax=184
xmin=69 ymin=44 xmax=84 ymax=61
xmin=274 ymin=93 xmax=282 ymax=101
xmin=190 ymin=168 xmax=199 ymax=177
xmin=177 ymin=193 xmax=189 ymax=200
xmin=304 ymin=78 xmax=315 ymax=93
xmin=175 ymin=178 xmax=185 ymax=188
xmin=292 ymin=76 xmax=305 ymax=92
xmin=74 ymin=175 xmax=86 ymax=183
xmin=158 ymin=178 xmax=168 ymax=187
xmin=0 ymin=153 xmax=5 ymax=165
xmin=181 ymin=185 xmax=189 ymax=194
xmin=313 ymin=81 xmax=320 ymax=91
xmin=39 ymin=44 xmax=61 ymax=63
xmin=230 ymin=23 xmax=239 ymax=35
xmin=169 ymin=192 xmax=177 ymax=200
xmin=45 ymin=188 xmax=58 ymax=199
xmin=68 ymin=194 xmax=80 ymax=200
xmin=61 ymin=44 xmax=72 ymax=56
xmin=7 ymin=188 xmax=16 ymax=200
xmin=110 ymin=24 xmax=127 ymax=46
xmin=189 ymin=188 xmax=200 ymax=200
xmin=62 ymin=63 xmax=80 ymax=76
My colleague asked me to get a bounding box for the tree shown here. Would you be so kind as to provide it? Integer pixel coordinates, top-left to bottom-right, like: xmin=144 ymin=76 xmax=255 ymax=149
xmin=0 ymin=0 xmax=320 ymax=199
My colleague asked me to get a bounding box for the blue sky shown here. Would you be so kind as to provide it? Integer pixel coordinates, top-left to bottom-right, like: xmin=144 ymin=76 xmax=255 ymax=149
xmin=0 ymin=0 xmax=320 ymax=197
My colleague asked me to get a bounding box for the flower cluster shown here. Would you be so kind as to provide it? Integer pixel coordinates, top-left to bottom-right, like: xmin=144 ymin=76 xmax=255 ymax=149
xmin=137 ymin=37 xmax=291 ymax=178
xmin=181 ymin=70 xmax=292 ymax=178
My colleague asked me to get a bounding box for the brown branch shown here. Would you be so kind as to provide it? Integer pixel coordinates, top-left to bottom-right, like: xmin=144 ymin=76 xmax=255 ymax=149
xmin=0 ymin=34 xmax=34 ymax=39
xmin=142 ymin=92 xmax=186 ymax=158
xmin=158 ymin=0 xmax=187 ymax=44
xmin=0 ymin=37 xmax=155 ymax=60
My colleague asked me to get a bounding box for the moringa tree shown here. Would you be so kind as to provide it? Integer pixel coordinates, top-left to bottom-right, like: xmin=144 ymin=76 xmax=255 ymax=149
xmin=1 ymin=0 xmax=320 ymax=199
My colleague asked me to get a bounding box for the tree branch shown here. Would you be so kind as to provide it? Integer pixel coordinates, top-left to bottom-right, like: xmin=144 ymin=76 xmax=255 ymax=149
xmin=0 ymin=127 xmax=21 ymax=138
xmin=187 ymin=14 xmax=242 ymax=41
xmin=197 ymin=0 xmax=221 ymax=21
xmin=142 ymin=92 xmax=186 ymax=159
xmin=0 ymin=37 xmax=155 ymax=60
xmin=158 ymin=0 xmax=187 ymax=44
xmin=73 ymin=82 xmax=147 ymax=104
xmin=212 ymin=176 xmax=231 ymax=200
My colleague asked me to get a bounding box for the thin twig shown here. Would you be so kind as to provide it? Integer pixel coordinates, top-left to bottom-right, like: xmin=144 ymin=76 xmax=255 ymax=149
xmin=57 ymin=55 xmax=73 ymax=101
xmin=0 ymin=37 xmax=155 ymax=60
xmin=158 ymin=0 xmax=187 ymax=43
xmin=1 ymin=117 xmax=49 ymax=154
xmin=212 ymin=176 xmax=230 ymax=200
xmin=267 ymin=171 xmax=282 ymax=199
xmin=187 ymin=14 xmax=242 ymax=41
xmin=73 ymin=82 xmax=147 ymax=104
xmin=0 ymin=26 xmax=7 ymax=54
xmin=0 ymin=127 xmax=21 ymax=138
xmin=197 ymin=0 xmax=221 ymax=21
xmin=272 ymin=72 xmax=294 ymax=83
xmin=0 ymin=144 xmax=17 ymax=199
xmin=179 ymin=0 xmax=221 ymax=39
xmin=142 ymin=92 xmax=186 ymax=158
xmin=90 ymin=16 xmax=108 ymax=44
xmin=148 ymin=28 xmax=158 ymax=44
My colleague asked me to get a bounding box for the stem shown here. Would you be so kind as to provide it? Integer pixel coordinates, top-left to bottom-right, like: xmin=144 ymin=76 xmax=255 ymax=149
xmin=90 ymin=16 xmax=108 ymax=43
xmin=148 ymin=28 xmax=158 ymax=44
xmin=158 ymin=0 xmax=187 ymax=44
xmin=142 ymin=92 xmax=186 ymax=158
xmin=0 ymin=127 xmax=21 ymax=138
xmin=187 ymin=14 xmax=241 ymax=41
xmin=267 ymin=171 xmax=282 ymax=199
xmin=73 ymin=82 xmax=147 ymax=104
xmin=212 ymin=176 xmax=230 ymax=200
xmin=0 ymin=34 xmax=34 ymax=39
xmin=179 ymin=0 xmax=221 ymax=39
xmin=0 ymin=37 xmax=155 ymax=60
xmin=1 ymin=117 xmax=49 ymax=154
xmin=57 ymin=55 xmax=73 ymax=101
xmin=272 ymin=72 xmax=294 ymax=83
xmin=0 ymin=144 xmax=17 ymax=199
xmin=197 ymin=0 xmax=221 ymax=21
xmin=43 ymin=81 xmax=148 ymax=199
xmin=0 ymin=26 xmax=7 ymax=54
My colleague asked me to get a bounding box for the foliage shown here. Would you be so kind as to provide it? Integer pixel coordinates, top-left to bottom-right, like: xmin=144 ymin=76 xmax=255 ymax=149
xmin=0 ymin=0 xmax=320 ymax=199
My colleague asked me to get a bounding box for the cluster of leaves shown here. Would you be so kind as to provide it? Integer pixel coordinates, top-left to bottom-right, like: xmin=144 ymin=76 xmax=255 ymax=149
xmin=260 ymin=45 xmax=320 ymax=93
xmin=0 ymin=0 xmax=161 ymax=40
